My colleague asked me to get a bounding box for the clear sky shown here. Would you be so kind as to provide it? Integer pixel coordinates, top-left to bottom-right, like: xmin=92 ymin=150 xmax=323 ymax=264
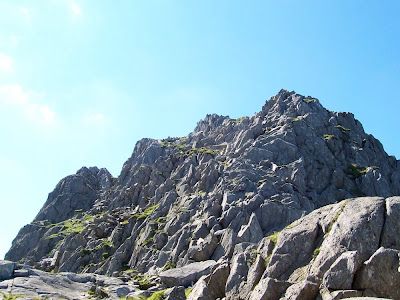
xmin=0 ymin=1 xmax=399 ymax=259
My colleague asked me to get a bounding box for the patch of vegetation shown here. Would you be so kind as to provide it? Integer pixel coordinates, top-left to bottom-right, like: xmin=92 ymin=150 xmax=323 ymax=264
xmin=326 ymin=201 xmax=348 ymax=235
xmin=284 ymin=222 xmax=297 ymax=230
xmin=121 ymin=292 xmax=167 ymax=300
xmin=79 ymin=238 xmax=114 ymax=259
xmin=101 ymin=238 xmax=113 ymax=248
xmin=347 ymin=163 xmax=369 ymax=178
xmin=233 ymin=116 xmax=246 ymax=123
xmin=0 ymin=293 xmax=22 ymax=300
xmin=88 ymin=290 xmax=96 ymax=297
xmin=196 ymin=190 xmax=207 ymax=197
xmin=159 ymin=139 xmax=187 ymax=153
xmin=143 ymin=237 xmax=154 ymax=246
xmin=132 ymin=204 xmax=160 ymax=219
xmin=291 ymin=116 xmax=305 ymax=122
xmin=80 ymin=248 xmax=92 ymax=257
xmin=133 ymin=274 xmax=157 ymax=290
xmin=312 ymin=247 xmax=320 ymax=259
xmin=303 ymin=97 xmax=318 ymax=103
xmin=222 ymin=160 xmax=230 ymax=168
xmin=47 ymin=215 xmax=94 ymax=239
xmin=303 ymin=97 xmax=318 ymax=104
xmin=121 ymin=268 xmax=139 ymax=278
xmin=179 ymin=137 xmax=188 ymax=143
xmin=264 ymin=254 xmax=272 ymax=267
xmin=268 ymin=231 xmax=280 ymax=247
xmin=153 ymin=216 xmax=167 ymax=224
xmin=147 ymin=290 xmax=166 ymax=300
xmin=120 ymin=219 xmax=130 ymax=225
xmin=187 ymin=147 xmax=219 ymax=156
xmin=88 ymin=287 xmax=109 ymax=299
xmin=159 ymin=140 xmax=174 ymax=148
xmin=160 ymin=139 xmax=220 ymax=157
xmin=162 ymin=260 xmax=176 ymax=271
xmin=249 ymin=248 xmax=259 ymax=265
xmin=102 ymin=252 xmax=110 ymax=260
xmin=335 ymin=124 xmax=351 ymax=133
xmin=323 ymin=134 xmax=336 ymax=141
xmin=185 ymin=288 xmax=193 ymax=298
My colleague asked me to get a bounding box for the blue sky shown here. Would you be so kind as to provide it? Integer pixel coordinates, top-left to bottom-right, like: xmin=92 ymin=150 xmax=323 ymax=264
xmin=0 ymin=1 xmax=399 ymax=259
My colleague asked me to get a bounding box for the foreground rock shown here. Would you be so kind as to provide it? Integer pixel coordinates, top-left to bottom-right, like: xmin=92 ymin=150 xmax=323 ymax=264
xmin=0 ymin=262 xmax=185 ymax=299
xmin=243 ymin=197 xmax=400 ymax=300
xmin=0 ymin=261 xmax=15 ymax=281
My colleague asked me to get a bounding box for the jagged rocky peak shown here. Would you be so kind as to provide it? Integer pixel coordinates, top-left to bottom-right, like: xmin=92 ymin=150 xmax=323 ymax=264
xmin=34 ymin=166 xmax=113 ymax=224
xmin=3 ymin=89 xmax=400 ymax=299
xmin=193 ymin=113 xmax=230 ymax=134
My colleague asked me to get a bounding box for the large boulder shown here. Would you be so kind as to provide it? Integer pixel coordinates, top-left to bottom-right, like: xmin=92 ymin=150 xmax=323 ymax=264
xmin=322 ymin=251 xmax=362 ymax=290
xmin=159 ymin=260 xmax=217 ymax=287
xmin=354 ymin=247 xmax=400 ymax=299
xmin=249 ymin=277 xmax=290 ymax=300
xmin=0 ymin=260 xmax=15 ymax=280
xmin=188 ymin=262 xmax=230 ymax=300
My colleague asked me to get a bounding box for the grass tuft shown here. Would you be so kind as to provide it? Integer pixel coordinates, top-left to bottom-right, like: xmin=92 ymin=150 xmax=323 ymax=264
xmin=0 ymin=293 xmax=22 ymax=300
xmin=303 ymin=97 xmax=318 ymax=103
xmin=312 ymin=247 xmax=320 ymax=259
xmin=347 ymin=163 xmax=369 ymax=178
xmin=132 ymin=204 xmax=160 ymax=220
xmin=185 ymin=287 xmax=193 ymax=298
xmin=323 ymin=134 xmax=336 ymax=141
xmin=268 ymin=231 xmax=280 ymax=246
xmin=335 ymin=124 xmax=351 ymax=132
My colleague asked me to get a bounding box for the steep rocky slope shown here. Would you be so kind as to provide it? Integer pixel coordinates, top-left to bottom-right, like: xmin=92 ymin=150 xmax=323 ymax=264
xmin=3 ymin=90 xmax=400 ymax=299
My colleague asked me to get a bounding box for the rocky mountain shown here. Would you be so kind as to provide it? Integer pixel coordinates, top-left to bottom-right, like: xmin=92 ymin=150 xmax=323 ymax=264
xmin=2 ymin=89 xmax=400 ymax=299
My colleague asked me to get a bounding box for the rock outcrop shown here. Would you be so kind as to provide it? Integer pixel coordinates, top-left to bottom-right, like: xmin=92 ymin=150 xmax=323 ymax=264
xmin=3 ymin=90 xmax=400 ymax=299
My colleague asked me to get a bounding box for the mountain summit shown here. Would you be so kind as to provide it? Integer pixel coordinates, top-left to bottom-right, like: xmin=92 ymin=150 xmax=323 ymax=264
xmin=3 ymin=90 xmax=400 ymax=299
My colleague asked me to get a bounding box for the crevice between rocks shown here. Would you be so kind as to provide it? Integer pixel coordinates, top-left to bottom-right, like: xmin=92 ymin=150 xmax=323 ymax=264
xmin=378 ymin=197 xmax=387 ymax=248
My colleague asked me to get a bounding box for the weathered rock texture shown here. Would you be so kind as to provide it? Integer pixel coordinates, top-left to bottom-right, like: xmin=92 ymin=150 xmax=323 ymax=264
xmin=3 ymin=90 xmax=400 ymax=299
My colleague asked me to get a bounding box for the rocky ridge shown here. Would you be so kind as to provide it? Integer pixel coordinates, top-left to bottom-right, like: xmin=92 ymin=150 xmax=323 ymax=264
xmin=2 ymin=89 xmax=400 ymax=299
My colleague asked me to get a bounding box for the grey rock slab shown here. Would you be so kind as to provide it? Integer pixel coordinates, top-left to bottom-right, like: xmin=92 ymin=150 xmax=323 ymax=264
xmin=265 ymin=207 xmax=323 ymax=280
xmin=159 ymin=260 xmax=217 ymax=287
xmin=1 ymin=275 xmax=92 ymax=299
xmin=239 ymin=255 xmax=266 ymax=300
xmin=225 ymin=252 xmax=250 ymax=299
xmin=283 ymin=280 xmax=319 ymax=300
xmin=249 ymin=277 xmax=290 ymax=300
xmin=188 ymin=233 xmax=219 ymax=262
xmin=237 ymin=213 xmax=264 ymax=244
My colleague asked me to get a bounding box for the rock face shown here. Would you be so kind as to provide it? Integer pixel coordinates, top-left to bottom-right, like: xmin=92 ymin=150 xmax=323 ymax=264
xmin=3 ymin=90 xmax=400 ymax=299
